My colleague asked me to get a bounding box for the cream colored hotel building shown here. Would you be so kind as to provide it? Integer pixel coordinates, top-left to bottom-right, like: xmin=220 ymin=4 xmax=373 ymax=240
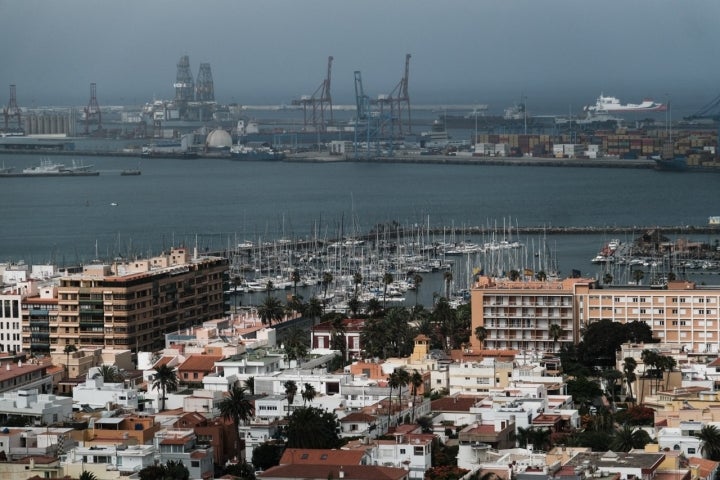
xmin=470 ymin=276 xmax=720 ymax=354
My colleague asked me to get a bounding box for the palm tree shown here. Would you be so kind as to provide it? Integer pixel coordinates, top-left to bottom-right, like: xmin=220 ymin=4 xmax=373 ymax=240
xmin=79 ymin=471 xmax=98 ymax=480
xmin=291 ymin=269 xmax=301 ymax=297
xmin=622 ymin=357 xmax=637 ymax=403
xmin=152 ymin=364 xmax=178 ymax=412
xmin=283 ymin=327 xmax=309 ymax=363
xmin=535 ymin=270 xmax=547 ymax=282
xmin=603 ymin=273 xmax=613 ymax=285
xmin=217 ymin=386 xmax=255 ymax=457
xmin=244 ymin=376 xmax=255 ymax=395
xmin=410 ymin=369 xmax=423 ymax=421
xmin=548 ymin=323 xmax=563 ymax=352
xmin=413 ymin=273 xmax=423 ymax=307
xmin=611 ymin=424 xmax=651 ymax=452
xmin=258 ymin=296 xmax=284 ymax=326
xmin=306 ymin=297 xmax=323 ymax=326
xmin=387 ymin=370 xmax=399 ymax=427
xmin=697 ymin=424 xmax=720 ymax=460
xmin=98 ymin=364 xmax=123 ymax=383
xmin=474 ymin=325 xmax=488 ymax=349
xmin=284 ymin=380 xmax=298 ymax=416
xmin=366 ymin=297 xmax=383 ymax=318
xmin=632 ymin=268 xmax=645 ymax=285
xmin=264 ymin=280 xmax=274 ymax=299
xmin=394 ymin=368 xmax=410 ymax=424
xmin=321 ymin=271 xmax=334 ymax=312
xmin=353 ymin=272 xmax=363 ymax=299
xmin=663 ymin=355 xmax=677 ymax=390
xmin=232 ymin=276 xmax=243 ymax=310
xmin=443 ymin=271 xmax=453 ymax=299
xmin=301 ymin=383 xmax=317 ymax=405
xmin=63 ymin=343 xmax=78 ymax=378
xmin=382 ymin=272 xmax=394 ymax=308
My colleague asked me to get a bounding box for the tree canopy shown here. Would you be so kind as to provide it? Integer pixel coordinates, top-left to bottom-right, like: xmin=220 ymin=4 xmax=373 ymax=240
xmin=577 ymin=320 xmax=655 ymax=368
xmin=285 ymin=406 xmax=342 ymax=449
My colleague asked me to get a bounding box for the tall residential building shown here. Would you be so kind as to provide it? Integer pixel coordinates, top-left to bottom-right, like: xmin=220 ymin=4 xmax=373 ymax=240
xmin=469 ymin=276 xmax=590 ymax=353
xmin=471 ymin=276 xmax=720 ymax=355
xmin=22 ymin=247 xmax=228 ymax=354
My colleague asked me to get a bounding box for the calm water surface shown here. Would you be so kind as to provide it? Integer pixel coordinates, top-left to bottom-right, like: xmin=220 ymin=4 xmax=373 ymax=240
xmin=1 ymin=153 xmax=718 ymax=282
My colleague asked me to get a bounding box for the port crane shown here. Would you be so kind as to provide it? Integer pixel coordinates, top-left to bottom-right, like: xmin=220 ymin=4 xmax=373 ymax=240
xmin=83 ymin=83 xmax=102 ymax=135
xmin=2 ymin=84 xmax=22 ymax=131
xmin=373 ymin=54 xmax=412 ymax=138
xmin=292 ymin=56 xmax=334 ymax=132
xmin=353 ymin=70 xmax=393 ymax=159
xmin=686 ymin=94 xmax=720 ymax=121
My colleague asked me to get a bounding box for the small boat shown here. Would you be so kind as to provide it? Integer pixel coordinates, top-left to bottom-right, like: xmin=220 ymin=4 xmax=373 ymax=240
xmin=121 ymin=169 xmax=141 ymax=176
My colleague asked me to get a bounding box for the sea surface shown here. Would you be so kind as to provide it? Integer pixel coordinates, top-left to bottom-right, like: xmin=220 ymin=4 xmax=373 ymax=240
xmin=1 ymin=150 xmax=720 ymax=304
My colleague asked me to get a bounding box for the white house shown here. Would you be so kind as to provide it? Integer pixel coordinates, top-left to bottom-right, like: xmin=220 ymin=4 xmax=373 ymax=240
xmin=0 ymin=389 xmax=73 ymax=425
xmin=72 ymin=367 xmax=139 ymax=410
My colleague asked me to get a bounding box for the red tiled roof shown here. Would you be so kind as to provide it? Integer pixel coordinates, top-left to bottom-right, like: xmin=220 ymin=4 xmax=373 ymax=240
xmin=279 ymin=448 xmax=366 ymax=466
xmin=689 ymin=457 xmax=720 ymax=479
xmin=177 ymin=354 xmax=224 ymax=372
xmin=340 ymin=412 xmax=377 ymax=423
xmin=431 ymin=395 xmax=481 ymax=412
xmin=152 ymin=356 xmax=174 ymax=369
xmin=259 ymin=464 xmax=407 ymax=480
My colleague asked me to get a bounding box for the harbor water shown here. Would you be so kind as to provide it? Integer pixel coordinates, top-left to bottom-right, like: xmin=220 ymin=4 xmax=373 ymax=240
xmin=1 ymin=152 xmax=720 ymax=306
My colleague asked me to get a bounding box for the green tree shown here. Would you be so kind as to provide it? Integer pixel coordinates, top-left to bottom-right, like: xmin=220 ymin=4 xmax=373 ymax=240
xmin=474 ymin=325 xmax=488 ymax=348
xmin=79 ymin=471 xmax=99 ymax=480
xmin=410 ymin=369 xmax=423 ymax=421
xmin=223 ymin=461 xmax=257 ymax=479
xmin=365 ymin=297 xmax=384 ymax=318
xmin=353 ymin=272 xmax=363 ymax=299
xmin=382 ymin=272 xmax=394 ymax=308
xmin=443 ymin=271 xmax=453 ymax=299
xmin=567 ymin=376 xmax=602 ymax=410
xmin=548 ymin=323 xmax=563 ymax=352
xmin=283 ymin=327 xmax=309 ymax=363
xmin=301 ymin=382 xmax=317 ymax=406
xmin=218 ymin=386 xmax=255 ymax=456
xmin=632 ymin=268 xmax=645 ymax=285
xmin=97 ymin=364 xmax=123 ymax=383
xmin=152 ymin=364 xmax=178 ymax=412
xmin=622 ymin=357 xmax=637 ymax=402
xmin=360 ymin=307 xmax=417 ymax=359
xmin=258 ymin=296 xmax=284 ymax=326
xmin=306 ymin=297 xmax=323 ymax=326
xmin=603 ymin=273 xmax=613 ymax=285
xmin=286 ymin=406 xmax=342 ymax=449
xmin=291 ymin=269 xmax=301 ymax=297
xmin=252 ymin=442 xmax=284 ymax=471
xmin=697 ymin=425 xmax=720 ymax=460
xmin=284 ymin=380 xmax=298 ymax=416
xmin=321 ymin=271 xmax=334 ymax=312
xmin=394 ymin=368 xmax=410 ymax=424
xmin=611 ymin=424 xmax=652 ymax=452
xmin=138 ymin=460 xmax=189 ymax=480
xmin=413 ymin=273 xmax=423 ymax=307
xmin=244 ymin=376 xmax=255 ymax=395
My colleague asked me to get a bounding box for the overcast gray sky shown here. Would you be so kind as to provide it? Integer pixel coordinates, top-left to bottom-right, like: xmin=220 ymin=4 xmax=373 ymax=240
xmin=1 ymin=0 xmax=719 ymax=115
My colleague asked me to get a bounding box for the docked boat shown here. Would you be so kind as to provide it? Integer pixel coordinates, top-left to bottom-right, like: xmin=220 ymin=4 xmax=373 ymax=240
xmin=584 ymin=94 xmax=666 ymax=113
xmin=230 ymin=144 xmax=284 ymax=161
xmin=0 ymin=159 xmax=99 ymax=177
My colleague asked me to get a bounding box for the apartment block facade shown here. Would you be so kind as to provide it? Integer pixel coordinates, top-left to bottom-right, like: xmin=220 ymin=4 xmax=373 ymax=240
xmin=471 ymin=276 xmax=720 ymax=354
xmin=22 ymin=248 xmax=228 ymax=354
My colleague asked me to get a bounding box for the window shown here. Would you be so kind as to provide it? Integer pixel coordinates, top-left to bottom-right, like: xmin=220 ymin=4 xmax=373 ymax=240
xmin=414 ymin=446 xmax=424 ymax=455
xmin=400 ymin=448 xmax=406 ymax=454
xmin=688 ymin=448 xmax=696 ymax=454
xmin=191 ymin=461 xmax=200 ymax=467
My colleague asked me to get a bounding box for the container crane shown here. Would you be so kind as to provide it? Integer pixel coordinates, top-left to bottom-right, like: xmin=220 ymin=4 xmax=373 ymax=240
xmin=292 ymin=56 xmax=334 ymax=132
xmin=3 ymin=85 xmax=22 ymax=131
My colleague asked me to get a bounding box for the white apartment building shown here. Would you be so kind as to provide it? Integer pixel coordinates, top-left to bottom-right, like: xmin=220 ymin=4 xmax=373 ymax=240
xmin=0 ymin=293 xmax=22 ymax=354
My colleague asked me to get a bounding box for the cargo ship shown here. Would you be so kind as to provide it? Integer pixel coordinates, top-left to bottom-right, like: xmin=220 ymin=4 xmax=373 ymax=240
xmin=585 ymin=94 xmax=667 ymax=113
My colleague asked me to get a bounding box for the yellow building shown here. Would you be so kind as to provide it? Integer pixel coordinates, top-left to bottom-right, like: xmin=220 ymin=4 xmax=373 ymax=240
xmin=22 ymin=247 xmax=228 ymax=354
